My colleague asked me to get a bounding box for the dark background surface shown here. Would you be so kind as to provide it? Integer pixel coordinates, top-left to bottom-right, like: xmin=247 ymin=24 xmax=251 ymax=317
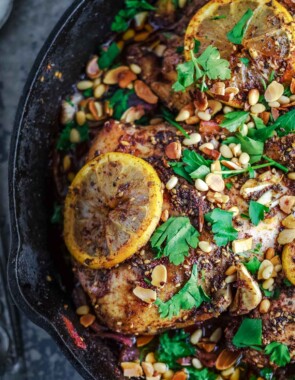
xmin=0 ymin=1 xmax=82 ymax=379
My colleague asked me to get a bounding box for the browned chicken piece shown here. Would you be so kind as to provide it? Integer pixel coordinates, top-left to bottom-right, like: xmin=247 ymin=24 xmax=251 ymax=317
xmin=265 ymin=134 xmax=295 ymax=172
xmin=75 ymin=121 xmax=288 ymax=335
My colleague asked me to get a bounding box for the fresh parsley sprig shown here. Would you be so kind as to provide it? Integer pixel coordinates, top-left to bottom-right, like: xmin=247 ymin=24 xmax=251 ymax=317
xmin=227 ymin=9 xmax=253 ymax=44
xmin=57 ymin=121 xmax=89 ymax=151
xmin=150 ymin=217 xmax=199 ymax=265
xmin=108 ymin=88 xmax=134 ymax=119
xmin=220 ymin=111 xmax=249 ymax=132
xmin=232 ymin=318 xmax=263 ymax=350
xmin=244 ymin=256 xmax=261 ymax=275
xmin=173 ymin=45 xmax=231 ymax=92
xmin=169 ymin=149 xmax=211 ymax=184
xmin=156 ymin=330 xmax=195 ymax=369
xmin=249 ymin=200 xmax=269 ymax=226
xmin=98 ymin=42 xmax=120 ymax=69
xmin=205 ymin=208 xmax=238 ymax=247
xmin=161 ymin=108 xmax=190 ymax=138
xmin=265 ymin=342 xmax=291 ymax=367
xmin=111 ymin=0 xmax=155 ymax=33
xmin=155 ymin=264 xmax=210 ymax=319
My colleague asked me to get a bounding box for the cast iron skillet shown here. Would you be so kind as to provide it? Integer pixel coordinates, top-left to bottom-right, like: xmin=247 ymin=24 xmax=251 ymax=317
xmin=8 ymin=0 xmax=126 ymax=379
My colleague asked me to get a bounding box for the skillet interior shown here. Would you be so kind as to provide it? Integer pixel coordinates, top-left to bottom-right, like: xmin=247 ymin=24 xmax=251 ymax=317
xmin=8 ymin=0 xmax=125 ymax=379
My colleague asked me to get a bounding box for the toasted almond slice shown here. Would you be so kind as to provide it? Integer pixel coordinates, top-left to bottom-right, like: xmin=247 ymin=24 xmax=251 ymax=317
xmin=205 ymin=173 xmax=225 ymax=192
xmin=215 ymin=349 xmax=241 ymax=371
xmin=134 ymin=80 xmax=158 ymax=104
xmin=103 ymin=66 xmax=129 ymax=84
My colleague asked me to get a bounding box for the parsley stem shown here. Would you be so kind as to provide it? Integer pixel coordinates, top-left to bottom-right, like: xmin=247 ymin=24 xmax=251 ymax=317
xmin=262 ymin=155 xmax=289 ymax=173
xmin=161 ymin=109 xmax=190 ymax=138
xmin=214 ymin=162 xmax=280 ymax=176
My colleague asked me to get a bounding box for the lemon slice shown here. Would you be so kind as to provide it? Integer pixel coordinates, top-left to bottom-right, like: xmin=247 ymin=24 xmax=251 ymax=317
xmin=64 ymin=152 xmax=163 ymax=269
xmin=282 ymin=242 xmax=295 ymax=285
xmin=184 ymin=0 xmax=295 ymax=107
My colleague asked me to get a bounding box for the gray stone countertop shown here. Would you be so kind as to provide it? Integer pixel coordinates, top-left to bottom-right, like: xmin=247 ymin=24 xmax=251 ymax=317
xmin=0 ymin=0 xmax=83 ymax=379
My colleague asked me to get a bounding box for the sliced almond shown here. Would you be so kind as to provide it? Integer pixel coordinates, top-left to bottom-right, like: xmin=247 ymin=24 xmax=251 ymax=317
xmin=208 ymin=99 xmax=222 ymax=116
xmin=258 ymin=260 xmax=273 ymax=280
xmin=86 ymin=56 xmax=102 ymax=79
xmin=151 ymin=265 xmax=167 ymax=288
xmin=230 ymin=264 xmax=262 ymax=315
xmin=135 ymin=80 xmax=158 ymax=104
xmin=142 ymin=362 xmax=154 ymax=377
xmin=291 ymin=78 xmax=295 ymax=95
xmin=277 ymin=229 xmax=295 ymax=245
xmin=232 ymin=238 xmax=252 ymax=254
xmin=121 ymin=106 xmax=145 ymax=124
xmin=103 ymin=66 xmax=129 ymax=84
xmin=121 ymin=362 xmax=143 ymax=378
xmin=221 ymin=160 xmax=241 ymax=170
xmin=88 ymin=100 xmax=104 ymax=120
xmin=279 ymin=196 xmax=295 ymax=214
xmin=197 ymin=342 xmax=216 ymax=353
xmin=205 ymin=173 xmax=225 ymax=192
xmin=210 ymin=82 xmax=225 ymax=96
xmin=282 ymin=214 xmax=295 ymax=229
xmin=133 ymin=286 xmax=157 ymax=303
xmin=118 ymin=69 xmax=137 ymax=88
xmin=264 ymin=81 xmax=284 ymax=103
xmin=165 ymin=141 xmax=182 ymax=159
xmin=215 ymin=349 xmax=241 ymax=371
xmin=137 ymin=336 xmax=154 ymax=347
xmin=240 ymin=179 xmax=270 ymax=198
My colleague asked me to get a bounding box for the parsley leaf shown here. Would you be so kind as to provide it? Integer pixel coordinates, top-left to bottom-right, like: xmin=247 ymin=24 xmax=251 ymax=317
xmin=205 ymin=209 xmax=238 ymax=247
xmin=249 ymin=200 xmax=269 ymax=226
xmin=56 ymin=122 xmax=89 ymax=151
xmin=227 ymin=9 xmax=254 ymax=44
xmin=283 ymin=278 xmax=293 ymax=287
xmin=240 ymin=57 xmax=250 ymax=66
xmin=211 ymin=15 xmax=226 ymax=20
xmin=98 ymin=43 xmax=120 ymax=69
xmin=265 ymin=342 xmax=291 ymax=367
xmin=108 ymin=89 xmax=134 ymax=119
xmin=173 ymin=46 xmax=231 ymax=92
xmin=155 ymin=264 xmax=210 ymax=318
xmin=150 ymin=217 xmax=199 ymax=265
xmin=51 ymin=204 xmax=62 ymax=224
xmin=156 ymin=330 xmax=195 ymax=369
xmin=220 ymin=111 xmax=249 ymax=132
xmin=236 ymin=134 xmax=264 ymax=164
xmin=232 ymin=318 xmax=263 ymax=349
xmin=244 ymin=256 xmax=261 ymax=274
xmin=260 ymin=368 xmax=274 ymax=380
xmin=170 ymin=149 xmax=211 ymax=183
xmin=186 ymin=367 xmax=217 ymax=380
xmin=111 ymin=0 xmax=155 ymax=33
xmin=271 ymin=108 xmax=295 ymax=137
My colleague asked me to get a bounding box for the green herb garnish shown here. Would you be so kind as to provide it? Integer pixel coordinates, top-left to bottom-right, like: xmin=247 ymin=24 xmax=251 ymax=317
xmin=265 ymin=342 xmax=291 ymax=367
xmin=169 ymin=149 xmax=211 ymax=183
xmin=156 ymin=330 xmax=195 ymax=369
xmin=240 ymin=57 xmax=250 ymax=66
xmin=227 ymin=9 xmax=253 ymax=44
xmin=220 ymin=111 xmax=249 ymax=132
xmin=150 ymin=217 xmax=199 ymax=265
xmin=205 ymin=208 xmax=238 ymax=246
xmin=161 ymin=108 xmax=190 ymax=138
xmin=186 ymin=367 xmax=218 ymax=380
xmin=98 ymin=42 xmax=120 ymax=69
xmin=111 ymin=0 xmax=155 ymax=33
xmin=56 ymin=122 xmax=89 ymax=151
xmin=244 ymin=257 xmax=261 ymax=274
xmin=211 ymin=15 xmax=226 ymax=20
xmin=249 ymin=200 xmax=269 ymax=226
xmin=51 ymin=204 xmax=62 ymax=224
xmin=155 ymin=264 xmax=210 ymax=318
xmin=108 ymin=89 xmax=134 ymax=120
xmin=173 ymin=45 xmax=231 ymax=92
xmin=232 ymin=318 xmax=262 ymax=349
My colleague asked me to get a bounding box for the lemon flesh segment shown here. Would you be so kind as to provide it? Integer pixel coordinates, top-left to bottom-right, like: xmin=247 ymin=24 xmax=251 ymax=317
xmin=64 ymin=152 xmax=163 ymax=269
xmin=184 ymin=0 xmax=295 ymax=107
xmin=282 ymin=242 xmax=295 ymax=285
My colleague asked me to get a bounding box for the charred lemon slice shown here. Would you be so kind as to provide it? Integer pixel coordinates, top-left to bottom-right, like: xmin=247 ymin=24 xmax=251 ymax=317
xmin=282 ymin=242 xmax=295 ymax=285
xmin=64 ymin=152 xmax=163 ymax=269
xmin=184 ymin=0 xmax=295 ymax=108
